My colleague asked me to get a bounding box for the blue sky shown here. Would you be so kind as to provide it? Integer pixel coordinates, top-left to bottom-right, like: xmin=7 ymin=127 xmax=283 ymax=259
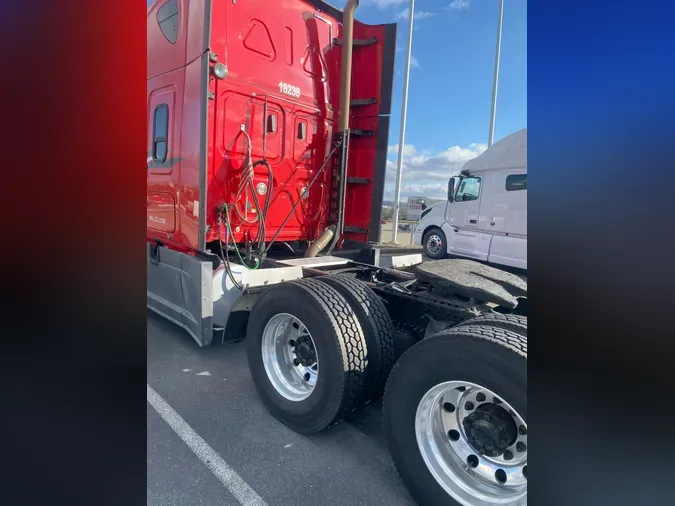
xmin=350 ymin=0 xmax=527 ymax=200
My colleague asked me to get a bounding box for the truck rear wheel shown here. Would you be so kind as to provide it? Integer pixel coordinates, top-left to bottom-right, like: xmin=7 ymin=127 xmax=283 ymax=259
xmin=423 ymin=227 xmax=447 ymax=259
xmin=246 ymin=278 xmax=368 ymax=434
xmin=383 ymin=325 xmax=527 ymax=506
xmin=456 ymin=313 xmax=528 ymax=337
xmin=316 ymin=274 xmax=395 ymax=404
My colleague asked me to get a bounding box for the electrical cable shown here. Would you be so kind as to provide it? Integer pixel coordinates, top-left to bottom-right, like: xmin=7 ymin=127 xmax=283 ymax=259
xmin=217 ymin=212 xmax=243 ymax=291
xmin=227 ymin=129 xmax=274 ymax=263
xmin=280 ymin=242 xmax=296 ymax=254
xmin=224 ymin=204 xmax=259 ymax=269
xmin=264 ymin=143 xmax=340 ymax=255
xmin=221 ymin=126 xmax=335 ymax=272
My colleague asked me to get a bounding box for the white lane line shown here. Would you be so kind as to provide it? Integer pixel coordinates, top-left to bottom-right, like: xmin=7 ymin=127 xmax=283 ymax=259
xmin=147 ymin=384 xmax=267 ymax=506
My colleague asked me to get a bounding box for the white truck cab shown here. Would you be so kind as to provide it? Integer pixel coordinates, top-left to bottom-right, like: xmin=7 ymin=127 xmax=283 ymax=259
xmin=413 ymin=129 xmax=527 ymax=270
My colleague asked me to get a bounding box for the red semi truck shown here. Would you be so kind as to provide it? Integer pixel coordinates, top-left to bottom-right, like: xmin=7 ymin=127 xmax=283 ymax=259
xmin=147 ymin=1 xmax=527 ymax=505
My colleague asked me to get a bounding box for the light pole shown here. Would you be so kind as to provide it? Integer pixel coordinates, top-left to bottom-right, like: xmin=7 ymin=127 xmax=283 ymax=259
xmin=488 ymin=0 xmax=504 ymax=147
xmin=391 ymin=0 xmax=415 ymax=243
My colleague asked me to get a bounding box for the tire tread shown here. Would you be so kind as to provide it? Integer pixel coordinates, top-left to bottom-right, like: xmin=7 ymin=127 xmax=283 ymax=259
xmin=317 ymin=274 xmax=396 ymax=403
xmin=289 ymin=278 xmax=368 ymax=423
xmin=455 ymin=313 xmax=528 ymax=337
xmin=382 ymin=324 xmax=526 ymax=505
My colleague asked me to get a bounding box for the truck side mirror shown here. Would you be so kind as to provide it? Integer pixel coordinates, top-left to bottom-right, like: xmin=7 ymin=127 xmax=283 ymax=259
xmin=447 ymin=178 xmax=455 ymax=202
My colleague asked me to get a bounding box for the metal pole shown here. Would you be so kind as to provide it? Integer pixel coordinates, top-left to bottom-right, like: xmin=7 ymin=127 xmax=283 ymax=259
xmin=391 ymin=0 xmax=415 ymax=243
xmin=488 ymin=0 xmax=504 ymax=147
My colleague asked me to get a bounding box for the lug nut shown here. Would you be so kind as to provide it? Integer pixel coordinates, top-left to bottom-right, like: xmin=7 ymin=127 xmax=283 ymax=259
xmin=465 ymin=401 xmax=474 ymax=411
xmin=476 ymin=393 xmax=486 ymax=402
xmin=503 ymin=450 xmax=513 ymax=461
xmin=516 ymin=442 xmax=527 ymax=453
xmin=293 ymin=358 xmax=300 ymax=366
xmin=289 ymin=339 xmax=296 ymax=347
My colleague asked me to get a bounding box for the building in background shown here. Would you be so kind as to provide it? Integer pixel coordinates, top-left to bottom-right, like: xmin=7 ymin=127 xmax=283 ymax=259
xmin=406 ymin=196 xmax=443 ymax=221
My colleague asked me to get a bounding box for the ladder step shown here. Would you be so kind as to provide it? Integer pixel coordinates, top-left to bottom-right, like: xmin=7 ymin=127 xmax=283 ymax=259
xmin=350 ymin=98 xmax=377 ymax=107
xmin=333 ymin=37 xmax=378 ymax=47
xmin=344 ymin=226 xmax=368 ymax=234
xmin=347 ymin=177 xmax=371 ymax=184
xmin=350 ymin=129 xmax=375 ymax=137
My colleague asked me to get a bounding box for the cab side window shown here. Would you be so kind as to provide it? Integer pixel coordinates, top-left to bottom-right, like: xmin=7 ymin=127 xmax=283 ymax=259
xmin=157 ymin=0 xmax=179 ymax=44
xmin=455 ymin=177 xmax=481 ymax=202
xmin=152 ymin=104 xmax=169 ymax=163
xmin=506 ymin=174 xmax=527 ymax=191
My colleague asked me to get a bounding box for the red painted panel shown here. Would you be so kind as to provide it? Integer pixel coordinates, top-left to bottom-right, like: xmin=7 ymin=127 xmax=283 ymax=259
xmin=147 ymin=192 xmax=177 ymax=233
xmin=205 ymin=0 xmax=340 ymax=244
xmin=147 ymin=0 xmax=396 ymax=251
xmin=342 ymin=21 xmax=397 ymax=243
xmin=147 ymin=0 xmax=205 ymax=251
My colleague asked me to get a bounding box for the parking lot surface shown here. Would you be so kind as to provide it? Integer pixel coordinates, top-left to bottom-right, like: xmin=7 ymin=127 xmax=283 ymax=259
xmin=147 ymin=312 xmax=416 ymax=506
xmin=148 ymin=249 xmax=526 ymax=504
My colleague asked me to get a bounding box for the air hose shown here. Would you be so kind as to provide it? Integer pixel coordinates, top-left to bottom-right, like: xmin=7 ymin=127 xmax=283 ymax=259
xmin=226 ymin=128 xmax=273 ymax=264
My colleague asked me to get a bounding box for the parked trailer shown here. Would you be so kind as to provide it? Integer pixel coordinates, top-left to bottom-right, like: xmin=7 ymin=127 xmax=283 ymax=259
xmin=147 ymin=1 xmax=527 ymax=505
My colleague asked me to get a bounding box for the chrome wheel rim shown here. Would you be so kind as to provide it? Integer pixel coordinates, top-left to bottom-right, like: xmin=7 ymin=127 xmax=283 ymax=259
xmin=426 ymin=234 xmax=443 ymax=255
xmin=261 ymin=313 xmax=319 ymax=402
xmin=415 ymin=381 xmax=527 ymax=506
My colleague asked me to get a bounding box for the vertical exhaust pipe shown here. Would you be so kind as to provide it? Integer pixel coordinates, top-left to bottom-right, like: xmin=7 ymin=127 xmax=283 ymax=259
xmin=308 ymin=0 xmax=359 ymax=258
xmin=338 ymin=0 xmax=359 ymax=132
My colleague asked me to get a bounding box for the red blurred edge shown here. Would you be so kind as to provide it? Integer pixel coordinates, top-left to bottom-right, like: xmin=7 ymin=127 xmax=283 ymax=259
xmin=1 ymin=1 xmax=147 ymax=504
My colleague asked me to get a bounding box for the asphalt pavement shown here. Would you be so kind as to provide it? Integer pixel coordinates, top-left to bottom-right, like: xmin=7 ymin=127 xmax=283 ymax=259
xmin=147 ymin=311 xmax=416 ymax=506
xmin=148 ymin=249 xmax=526 ymax=505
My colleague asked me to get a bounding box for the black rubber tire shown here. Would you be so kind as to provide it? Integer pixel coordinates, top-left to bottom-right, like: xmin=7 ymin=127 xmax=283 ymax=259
xmin=246 ymin=278 xmax=368 ymax=434
xmin=456 ymin=313 xmax=528 ymax=337
xmin=316 ymin=274 xmax=396 ymax=404
xmin=422 ymin=227 xmax=447 ymax=260
xmin=383 ymin=325 xmax=527 ymax=506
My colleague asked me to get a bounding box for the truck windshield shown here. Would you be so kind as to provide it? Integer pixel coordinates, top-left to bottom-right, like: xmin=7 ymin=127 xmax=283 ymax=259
xmin=455 ymin=177 xmax=481 ymax=202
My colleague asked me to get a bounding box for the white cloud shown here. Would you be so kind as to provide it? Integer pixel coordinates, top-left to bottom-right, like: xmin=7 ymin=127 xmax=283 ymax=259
xmin=383 ymin=142 xmax=487 ymax=199
xmin=436 ymin=144 xmax=488 ymax=164
xmin=447 ymin=0 xmax=470 ymax=11
xmin=388 ymin=144 xmax=417 ymax=156
xmin=385 ymin=183 xmax=448 ymax=201
xmin=396 ymin=8 xmax=437 ymax=21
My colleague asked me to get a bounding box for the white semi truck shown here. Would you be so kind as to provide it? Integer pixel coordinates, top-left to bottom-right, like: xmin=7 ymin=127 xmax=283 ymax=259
xmin=415 ymin=129 xmax=527 ymax=271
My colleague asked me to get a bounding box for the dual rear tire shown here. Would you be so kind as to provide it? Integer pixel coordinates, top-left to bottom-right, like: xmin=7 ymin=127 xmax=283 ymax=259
xmin=383 ymin=322 xmax=527 ymax=506
xmin=245 ymin=276 xmax=395 ymax=434
xmin=246 ymin=276 xmax=528 ymax=505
